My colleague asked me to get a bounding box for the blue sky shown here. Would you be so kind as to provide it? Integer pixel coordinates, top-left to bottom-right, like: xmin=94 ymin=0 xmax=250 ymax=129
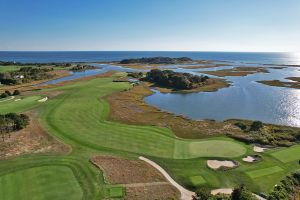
xmin=1 ymin=0 xmax=300 ymax=52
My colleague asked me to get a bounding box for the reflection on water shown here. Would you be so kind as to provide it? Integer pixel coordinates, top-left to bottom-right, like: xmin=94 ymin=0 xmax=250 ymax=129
xmin=39 ymin=64 xmax=135 ymax=85
xmin=145 ymin=67 xmax=300 ymax=127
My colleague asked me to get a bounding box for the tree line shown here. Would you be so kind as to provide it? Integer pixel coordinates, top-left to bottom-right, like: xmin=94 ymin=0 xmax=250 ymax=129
xmin=0 ymin=67 xmax=53 ymax=85
xmin=0 ymin=113 xmax=29 ymax=141
xmin=142 ymin=69 xmax=210 ymax=90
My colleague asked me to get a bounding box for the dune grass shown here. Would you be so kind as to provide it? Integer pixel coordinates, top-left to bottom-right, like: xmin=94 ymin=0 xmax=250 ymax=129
xmin=0 ymin=73 xmax=299 ymax=199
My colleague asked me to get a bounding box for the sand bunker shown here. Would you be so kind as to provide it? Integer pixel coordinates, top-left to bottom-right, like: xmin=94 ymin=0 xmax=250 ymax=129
xmin=243 ymin=156 xmax=256 ymax=162
xmin=253 ymin=146 xmax=267 ymax=153
xmin=14 ymin=99 xmax=21 ymax=102
xmin=211 ymin=188 xmax=233 ymax=195
xmin=207 ymin=160 xmax=237 ymax=170
xmin=38 ymin=97 xmax=48 ymax=102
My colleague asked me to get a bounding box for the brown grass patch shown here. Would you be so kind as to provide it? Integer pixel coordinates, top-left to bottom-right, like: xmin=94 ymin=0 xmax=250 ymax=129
xmin=257 ymin=77 xmax=300 ymax=89
xmin=125 ymin=184 xmax=179 ymax=200
xmin=107 ymin=83 xmax=241 ymax=138
xmin=90 ymin=156 xmax=166 ymax=184
xmin=203 ymin=67 xmax=269 ymax=77
xmin=0 ymin=111 xmax=69 ymax=159
xmin=90 ymin=156 xmax=180 ymax=200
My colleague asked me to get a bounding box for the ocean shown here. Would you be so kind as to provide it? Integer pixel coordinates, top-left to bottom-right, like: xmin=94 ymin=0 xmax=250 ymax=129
xmin=0 ymin=51 xmax=300 ymax=65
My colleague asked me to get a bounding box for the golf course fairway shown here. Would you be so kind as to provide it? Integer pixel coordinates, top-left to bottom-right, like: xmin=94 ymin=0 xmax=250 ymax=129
xmin=0 ymin=73 xmax=299 ymax=199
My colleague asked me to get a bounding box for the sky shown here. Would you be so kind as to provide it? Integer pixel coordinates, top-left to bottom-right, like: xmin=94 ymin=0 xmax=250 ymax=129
xmin=1 ymin=0 xmax=300 ymax=52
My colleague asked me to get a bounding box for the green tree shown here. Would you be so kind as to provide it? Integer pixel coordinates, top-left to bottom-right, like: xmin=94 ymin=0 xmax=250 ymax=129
xmin=250 ymin=121 xmax=263 ymax=131
xmin=231 ymin=185 xmax=257 ymax=200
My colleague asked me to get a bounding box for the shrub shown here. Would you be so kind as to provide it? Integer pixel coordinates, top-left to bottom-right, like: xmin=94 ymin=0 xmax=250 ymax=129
xmin=13 ymin=90 xmax=20 ymax=95
xmin=0 ymin=92 xmax=9 ymax=98
xmin=250 ymin=121 xmax=263 ymax=131
xmin=4 ymin=90 xmax=11 ymax=96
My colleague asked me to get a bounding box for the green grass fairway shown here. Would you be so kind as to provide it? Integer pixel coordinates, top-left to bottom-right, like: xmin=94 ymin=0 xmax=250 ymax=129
xmin=246 ymin=166 xmax=283 ymax=178
xmin=0 ymin=95 xmax=42 ymax=114
xmin=189 ymin=176 xmax=206 ymax=186
xmin=174 ymin=140 xmax=246 ymax=159
xmin=40 ymin=76 xmax=246 ymax=159
xmin=271 ymin=145 xmax=300 ymax=163
xmin=0 ymin=166 xmax=83 ymax=200
xmin=105 ymin=187 xmax=124 ymax=198
xmin=0 ymin=73 xmax=299 ymax=199
xmin=0 ymin=65 xmax=22 ymax=73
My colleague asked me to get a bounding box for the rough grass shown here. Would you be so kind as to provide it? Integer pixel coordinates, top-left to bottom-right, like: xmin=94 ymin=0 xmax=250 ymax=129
xmin=0 ymin=166 xmax=83 ymax=200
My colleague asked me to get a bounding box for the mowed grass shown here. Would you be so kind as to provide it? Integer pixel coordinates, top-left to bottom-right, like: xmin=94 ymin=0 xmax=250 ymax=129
xmin=174 ymin=139 xmax=246 ymax=159
xmin=40 ymin=76 xmax=246 ymax=159
xmin=0 ymin=95 xmax=42 ymax=114
xmin=0 ymin=166 xmax=83 ymax=200
xmin=0 ymin=65 xmax=22 ymax=73
xmin=271 ymin=145 xmax=300 ymax=163
xmin=0 ymin=73 xmax=299 ymax=199
xmin=189 ymin=175 xmax=206 ymax=186
xmin=246 ymin=166 xmax=284 ymax=179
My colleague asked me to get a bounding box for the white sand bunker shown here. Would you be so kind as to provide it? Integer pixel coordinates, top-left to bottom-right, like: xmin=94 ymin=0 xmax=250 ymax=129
xmin=38 ymin=97 xmax=48 ymax=102
xmin=207 ymin=160 xmax=237 ymax=170
xmin=14 ymin=99 xmax=21 ymax=102
xmin=211 ymin=188 xmax=233 ymax=195
xmin=243 ymin=156 xmax=256 ymax=163
xmin=253 ymin=146 xmax=267 ymax=153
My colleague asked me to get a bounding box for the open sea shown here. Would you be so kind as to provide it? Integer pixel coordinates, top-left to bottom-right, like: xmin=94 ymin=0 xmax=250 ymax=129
xmin=0 ymin=51 xmax=300 ymax=65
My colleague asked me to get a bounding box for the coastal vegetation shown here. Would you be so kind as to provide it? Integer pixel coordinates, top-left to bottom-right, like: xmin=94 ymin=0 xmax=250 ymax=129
xmin=230 ymin=120 xmax=300 ymax=146
xmin=119 ymin=56 xmax=193 ymax=64
xmin=257 ymin=77 xmax=300 ymax=89
xmin=143 ymin=69 xmax=210 ymax=90
xmin=71 ymin=64 xmax=97 ymax=71
xmin=0 ymin=113 xmax=29 ymax=140
xmin=202 ymin=67 xmax=269 ymax=77
xmin=0 ymin=66 xmax=54 ymax=85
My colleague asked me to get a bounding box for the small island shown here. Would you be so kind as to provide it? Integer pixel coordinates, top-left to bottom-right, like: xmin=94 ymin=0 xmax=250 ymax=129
xmin=257 ymin=77 xmax=300 ymax=89
xmin=120 ymin=56 xmax=193 ymax=64
xmin=202 ymin=67 xmax=269 ymax=77
xmin=140 ymin=69 xmax=229 ymax=92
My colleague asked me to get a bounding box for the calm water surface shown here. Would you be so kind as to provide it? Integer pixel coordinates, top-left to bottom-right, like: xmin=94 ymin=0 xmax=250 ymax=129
xmin=145 ymin=67 xmax=300 ymax=127
xmin=2 ymin=51 xmax=300 ymax=127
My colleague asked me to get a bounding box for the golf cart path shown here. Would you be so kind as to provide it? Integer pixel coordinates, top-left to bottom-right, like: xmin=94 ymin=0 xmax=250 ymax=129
xmin=139 ymin=156 xmax=194 ymax=200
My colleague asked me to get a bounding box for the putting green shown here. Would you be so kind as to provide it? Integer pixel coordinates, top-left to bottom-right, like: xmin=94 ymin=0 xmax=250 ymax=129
xmin=189 ymin=176 xmax=206 ymax=186
xmin=0 ymin=166 xmax=83 ymax=200
xmin=0 ymin=95 xmax=42 ymax=114
xmin=271 ymin=145 xmax=300 ymax=163
xmin=41 ymin=76 xmax=246 ymax=159
xmin=246 ymin=166 xmax=283 ymax=179
xmin=173 ymin=140 xmax=247 ymax=159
